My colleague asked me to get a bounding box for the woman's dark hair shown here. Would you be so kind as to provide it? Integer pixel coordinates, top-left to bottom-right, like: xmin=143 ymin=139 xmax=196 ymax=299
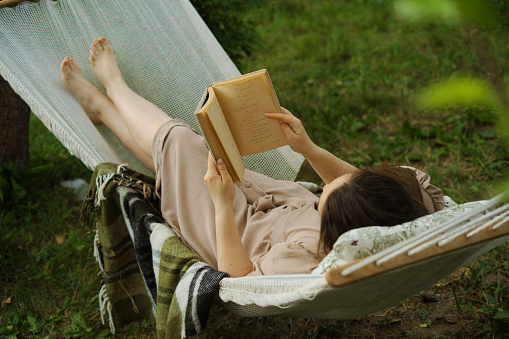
xmin=319 ymin=165 xmax=429 ymax=253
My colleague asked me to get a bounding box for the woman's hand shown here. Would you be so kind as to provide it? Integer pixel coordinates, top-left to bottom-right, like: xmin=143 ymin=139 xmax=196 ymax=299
xmin=265 ymin=107 xmax=315 ymax=156
xmin=204 ymin=153 xmax=235 ymax=209
xmin=204 ymin=153 xmax=252 ymax=277
xmin=267 ymin=107 xmax=358 ymax=184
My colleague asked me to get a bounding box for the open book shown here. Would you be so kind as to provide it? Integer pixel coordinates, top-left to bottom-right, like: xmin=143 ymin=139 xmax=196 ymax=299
xmin=195 ymin=69 xmax=288 ymax=183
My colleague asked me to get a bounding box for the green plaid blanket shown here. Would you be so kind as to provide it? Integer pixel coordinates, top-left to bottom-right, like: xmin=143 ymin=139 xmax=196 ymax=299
xmin=82 ymin=163 xmax=228 ymax=338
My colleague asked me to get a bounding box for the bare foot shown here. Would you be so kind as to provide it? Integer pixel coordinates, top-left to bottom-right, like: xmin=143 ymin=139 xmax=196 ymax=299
xmin=89 ymin=37 xmax=125 ymax=93
xmin=61 ymin=56 xmax=112 ymax=124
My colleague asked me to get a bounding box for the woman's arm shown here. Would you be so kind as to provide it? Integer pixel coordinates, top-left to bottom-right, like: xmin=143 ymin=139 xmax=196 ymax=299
xmin=204 ymin=153 xmax=253 ymax=277
xmin=303 ymin=144 xmax=358 ymax=184
xmin=265 ymin=108 xmax=357 ymax=184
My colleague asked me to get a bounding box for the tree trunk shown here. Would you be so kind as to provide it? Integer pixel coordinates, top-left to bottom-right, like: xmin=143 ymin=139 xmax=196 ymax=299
xmin=0 ymin=76 xmax=30 ymax=173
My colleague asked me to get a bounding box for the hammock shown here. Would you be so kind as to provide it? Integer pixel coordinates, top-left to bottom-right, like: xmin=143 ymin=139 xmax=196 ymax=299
xmin=85 ymin=162 xmax=508 ymax=333
xmin=2 ymin=0 xmax=509 ymax=331
xmin=0 ymin=0 xmax=303 ymax=180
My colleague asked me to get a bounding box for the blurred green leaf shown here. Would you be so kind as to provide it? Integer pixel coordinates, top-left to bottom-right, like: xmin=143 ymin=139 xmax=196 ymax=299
xmin=415 ymin=77 xmax=500 ymax=111
xmin=395 ymin=0 xmax=497 ymax=27
xmin=70 ymin=313 xmax=87 ymax=329
xmin=493 ymin=310 xmax=509 ymax=319
xmin=20 ymin=165 xmax=53 ymax=186
xmin=0 ymin=325 xmax=18 ymax=338
xmin=1 ymin=210 xmax=15 ymax=227
xmin=480 ymin=129 xmax=497 ymax=139
xmin=10 ymin=177 xmax=26 ymax=201
xmin=27 ymin=315 xmax=39 ymax=333
xmin=394 ymin=0 xmax=460 ymax=23
xmin=456 ymin=0 xmax=498 ymax=28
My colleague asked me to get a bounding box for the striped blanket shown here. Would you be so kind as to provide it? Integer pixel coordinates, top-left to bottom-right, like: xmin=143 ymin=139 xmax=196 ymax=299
xmin=82 ymin=163 xmax=229 ymax=338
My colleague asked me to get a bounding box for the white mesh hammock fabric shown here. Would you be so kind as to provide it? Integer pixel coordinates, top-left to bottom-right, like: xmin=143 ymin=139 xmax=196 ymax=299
xmin=0 ymin=0 xmax=303 ymax=179
xmin=2 ymin=0 xmax=509 ymax=322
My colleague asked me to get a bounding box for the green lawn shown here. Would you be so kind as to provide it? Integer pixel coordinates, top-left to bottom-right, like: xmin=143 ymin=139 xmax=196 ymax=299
xmin=2 ymin=0 xmax=509 ymax=338
xmin=240 ymin=0 xmax=509 ymax=203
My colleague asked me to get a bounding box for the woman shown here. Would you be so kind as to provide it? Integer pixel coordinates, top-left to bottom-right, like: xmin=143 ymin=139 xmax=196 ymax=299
xmin=61 ymin=37 xmax=444 ymax=278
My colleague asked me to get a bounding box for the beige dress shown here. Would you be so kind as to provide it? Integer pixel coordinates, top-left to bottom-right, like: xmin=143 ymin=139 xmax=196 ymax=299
xmin=152 ymin=120 xmax=444 ymax=276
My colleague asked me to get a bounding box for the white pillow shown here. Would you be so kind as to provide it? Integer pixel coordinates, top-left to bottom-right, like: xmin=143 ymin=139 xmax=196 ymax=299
xmin=311 ymin=197 xmax=485 ymax=275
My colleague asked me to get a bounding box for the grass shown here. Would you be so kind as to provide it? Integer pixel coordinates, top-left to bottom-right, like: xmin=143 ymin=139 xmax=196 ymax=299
xmin=240 ymin=0 xmax=509 ymax=203
xmin=2 ymin=0 xmax=509 ymax=337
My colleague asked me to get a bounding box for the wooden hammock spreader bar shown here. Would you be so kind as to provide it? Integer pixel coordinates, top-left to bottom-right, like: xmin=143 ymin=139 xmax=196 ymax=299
xmin=412 ymin=203 xmax=509 ymax=253
xmin=376 ymin=195 xmax=504 ymax=266
xmin=333 ymin=194 xmax=504 ymax=281
xmin=326 ymin=206 xmax=509 ymax=287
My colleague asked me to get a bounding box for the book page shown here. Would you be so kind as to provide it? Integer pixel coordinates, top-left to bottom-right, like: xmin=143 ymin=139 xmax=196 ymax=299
xmin=213 ymin=73 xmax=288 ymax=156
xmin=205 ymin=94 xmax=245 ymax=181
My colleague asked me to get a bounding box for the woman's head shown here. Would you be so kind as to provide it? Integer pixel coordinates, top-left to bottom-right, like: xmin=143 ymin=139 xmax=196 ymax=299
xmin=318 ymin=165 xmax=429 ymax=253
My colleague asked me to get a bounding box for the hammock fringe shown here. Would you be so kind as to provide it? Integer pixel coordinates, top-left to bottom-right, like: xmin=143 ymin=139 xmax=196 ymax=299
xmin=98 ymin=283 xmax=116 ymax=334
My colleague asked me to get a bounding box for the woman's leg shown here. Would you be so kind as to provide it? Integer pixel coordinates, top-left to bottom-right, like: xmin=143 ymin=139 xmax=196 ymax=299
xmin=60 ymin=57 xmax=155 ymax=171
xmin=89 ymin=37 xmax=171 ymax=160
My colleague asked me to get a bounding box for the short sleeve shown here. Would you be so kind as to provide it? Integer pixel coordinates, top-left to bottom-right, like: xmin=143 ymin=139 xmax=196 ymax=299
xmin=401 ymin=166 xmax=445 ymax=213
xmin=247 ymin=242 xmax=321 ymax=276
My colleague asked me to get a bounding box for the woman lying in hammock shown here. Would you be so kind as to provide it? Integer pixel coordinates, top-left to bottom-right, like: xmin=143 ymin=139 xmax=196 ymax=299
xmin=61 ymin=37 xmax=444 ymax=278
